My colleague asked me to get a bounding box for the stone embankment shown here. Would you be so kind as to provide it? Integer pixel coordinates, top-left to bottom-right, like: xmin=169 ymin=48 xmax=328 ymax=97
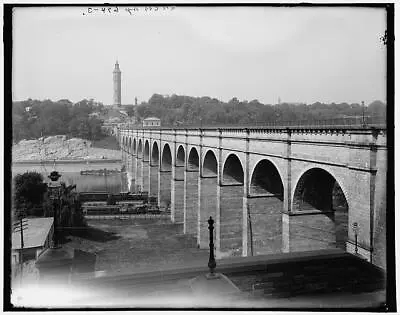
xmin=12 ymin=135 xmax=121 ymax=162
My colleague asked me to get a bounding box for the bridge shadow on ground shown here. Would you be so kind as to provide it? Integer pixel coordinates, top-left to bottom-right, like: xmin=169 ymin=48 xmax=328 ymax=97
xmin=68 ymin=226 xmax=121 ymax=243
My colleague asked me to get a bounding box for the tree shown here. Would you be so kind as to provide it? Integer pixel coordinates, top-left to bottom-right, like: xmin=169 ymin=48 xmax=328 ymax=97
xmin=13 ymin=172 xmax=47 ymax=218
xmin=367 ymin=100 xmax=386 ymax=117
xmin=58 ymin=183 xmax=85 ymax=228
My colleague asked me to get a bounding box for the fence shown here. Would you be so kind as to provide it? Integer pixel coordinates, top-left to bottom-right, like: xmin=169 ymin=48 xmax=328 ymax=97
xmin=85 ymin=213 xmax=170 ymax=220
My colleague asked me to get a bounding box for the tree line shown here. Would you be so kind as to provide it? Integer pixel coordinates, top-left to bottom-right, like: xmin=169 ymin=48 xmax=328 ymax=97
xmin=135 ymin=94 xmax=386 ymax=126
xmin=13 ymin=172 xmax=86 ymax=230
xmin=12 ymin=95 xmax=387 ymax=142
xmin=12 ymin=98 xmax=107 ymax=143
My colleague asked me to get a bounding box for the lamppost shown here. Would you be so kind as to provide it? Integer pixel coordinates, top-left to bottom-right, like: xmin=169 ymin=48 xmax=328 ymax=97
xmin=48 ymin=170 xmax=62 ymax=248
xmin=207 ymin=216 xmax=217 ymax=279
xmin=352 ymin=222 xmax=360 ymax=256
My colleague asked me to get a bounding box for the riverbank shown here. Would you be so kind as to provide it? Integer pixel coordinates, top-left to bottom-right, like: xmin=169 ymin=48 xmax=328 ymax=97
xmin=12 ymin=159 xmax=122 ymax=165
xmin=12 ymin=135 xmax=121 ymax=162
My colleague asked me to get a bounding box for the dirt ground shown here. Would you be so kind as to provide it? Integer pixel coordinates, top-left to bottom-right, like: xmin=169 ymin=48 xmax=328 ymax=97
xmin=64 ymin=219 xmax=209 ymax=273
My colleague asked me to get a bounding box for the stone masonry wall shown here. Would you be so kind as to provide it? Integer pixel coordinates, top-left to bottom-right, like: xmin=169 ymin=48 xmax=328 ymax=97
xmin=130 ymin=155 xmax=136 ymax=192
xmin=136 ymin=159 xmax=143 ymax=191
xmin=184 ymin=171 xmax=199 ymax=235
xmin=247 ymin=196 xmax=283 ymax=256
xmin=149 ymin=165 xmax=158 ymax=197
xmin=159 ymin=171 xmax=172 ymax=208
xmin=220 ymin=185 xmax=244 ymax=257
xmin=172 ymin=179 xmax=185 ymax=223
xmin=142 ymin=162 xmax=150 ymax=193
xmin=372 ymin=147 xmax=387 ymax=269
xmin=199 ymin=176 xmax=218 ymax=249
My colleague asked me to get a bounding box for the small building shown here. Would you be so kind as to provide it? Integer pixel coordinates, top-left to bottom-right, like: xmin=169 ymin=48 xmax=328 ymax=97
xmin=12 ymin=217 xmax=54 ymax=264
xmin=142 ymin=117 xmax=161 ymax=127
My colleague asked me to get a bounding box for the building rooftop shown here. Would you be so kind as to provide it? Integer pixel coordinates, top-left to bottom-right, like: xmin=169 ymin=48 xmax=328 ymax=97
xmin=143 ymin=117 xmax=160 ymax=121
xmin=12 ymin=217 xmax=54 ymax=250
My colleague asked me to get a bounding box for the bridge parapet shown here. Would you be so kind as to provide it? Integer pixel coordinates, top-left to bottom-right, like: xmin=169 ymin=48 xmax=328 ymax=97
xmin=119 ymin=126 xmax=386 ymax=147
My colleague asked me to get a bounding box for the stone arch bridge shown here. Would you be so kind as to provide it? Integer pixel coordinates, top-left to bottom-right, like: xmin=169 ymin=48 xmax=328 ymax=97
xmin=117 ymin=126 xmax=387 ymax=268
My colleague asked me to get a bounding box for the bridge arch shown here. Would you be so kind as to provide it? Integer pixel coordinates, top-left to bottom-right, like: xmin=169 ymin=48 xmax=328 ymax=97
xmin=176 ymin=145 xmax=185 ymax=167
xmin=188 ymin=147 xmax=199 ymax=170
xmin=128 ymin=138 xmax=132 ymax=152
xmin=160 ymin=143 xmax=172 ymax=209
xmin=292 ymin=167 xmax=349 ymax=212
xmin=151 ymin=141 xmax=159 ymax=165
xmin=138 ymin=139 xmax=143 ymax=157
xmin=133 ymin=138 xmax=137 ymax=154
xmin=161 ymin=143 xmax=172 ymax=171
xmin=292 ymin=167 xmax=349 ymax=250
xmin=203 ymin=150 xmax=218 ymax=176
xmin=222 ymin=154 xmax=244 ymax=184
xmin=250 ymin=159 xmax=283 ymax=198
xmin=144 ymin=140 xmax=150 ymax=161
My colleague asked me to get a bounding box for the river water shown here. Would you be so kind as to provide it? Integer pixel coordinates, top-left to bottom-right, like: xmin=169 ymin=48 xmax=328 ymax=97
xmin=12 ymin=160 xmax=128 ymax=193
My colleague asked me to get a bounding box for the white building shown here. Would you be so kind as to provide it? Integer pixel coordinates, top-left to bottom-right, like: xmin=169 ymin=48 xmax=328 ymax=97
xmin=12 ymin=217 xmax=54 ymax=264
xmin=142 ymin=117 xmax=161 ymax=127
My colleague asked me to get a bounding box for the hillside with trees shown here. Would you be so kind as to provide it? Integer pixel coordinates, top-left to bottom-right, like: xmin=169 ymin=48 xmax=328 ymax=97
xmin=12 ymin=99 xmax=107 ymax=143
xmin=135 ymin=94 xmax=386 ymax=127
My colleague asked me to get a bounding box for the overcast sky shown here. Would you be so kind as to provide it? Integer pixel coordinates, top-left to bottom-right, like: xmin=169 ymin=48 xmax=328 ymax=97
xmin=13 ymin=6 xmax=386 ymax=105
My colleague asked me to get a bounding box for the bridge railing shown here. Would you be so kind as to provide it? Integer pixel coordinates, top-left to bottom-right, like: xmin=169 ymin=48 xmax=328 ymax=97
xmin=118 ymin=115 xmax=386 ymax=131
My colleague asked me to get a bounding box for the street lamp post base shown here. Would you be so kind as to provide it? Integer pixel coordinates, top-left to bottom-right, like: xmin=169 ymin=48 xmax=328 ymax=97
xmin=206 ymin=272 xmax=220 ymax=280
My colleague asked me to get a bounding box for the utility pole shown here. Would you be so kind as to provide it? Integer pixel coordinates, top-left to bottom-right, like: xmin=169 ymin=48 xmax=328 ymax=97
xmin=13 ymin=215 xmax=28 ymax=284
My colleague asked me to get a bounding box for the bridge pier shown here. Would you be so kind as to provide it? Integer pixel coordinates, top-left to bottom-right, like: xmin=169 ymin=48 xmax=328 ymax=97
xmin=184 ymin=169 xmax=199 ymax=235
xmin=246 ymin=195 xmax=283 ymax=256
xmin=122 ymin=148 xmax=127 ymax=170
xmin=149 ymin=164 xmax=158 ymax=198
xmin=171 ymin=165 xmax=185 ymax=223
xmin=129 ymin=153 xmax=136 ymax=193
xmin=158 ymin=170 xmax=171 ymax=210
xmin=142 ymin=160 xmax=150 ymax=193
xmin=218 ymin=184 xmax=244 ymax=258
xmin=125 ymin=149 xmax=131 ymax=190
xmin=136 ymin=157 xmax=143 ymax=192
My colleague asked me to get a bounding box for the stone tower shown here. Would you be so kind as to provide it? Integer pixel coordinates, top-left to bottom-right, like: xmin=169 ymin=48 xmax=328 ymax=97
xmin=113 ymin=60 xmax=121 ymax=106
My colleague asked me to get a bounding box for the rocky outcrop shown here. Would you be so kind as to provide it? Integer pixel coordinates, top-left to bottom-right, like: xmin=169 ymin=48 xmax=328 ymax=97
xmin=12 ymin=135 xmax=121 ymax=161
